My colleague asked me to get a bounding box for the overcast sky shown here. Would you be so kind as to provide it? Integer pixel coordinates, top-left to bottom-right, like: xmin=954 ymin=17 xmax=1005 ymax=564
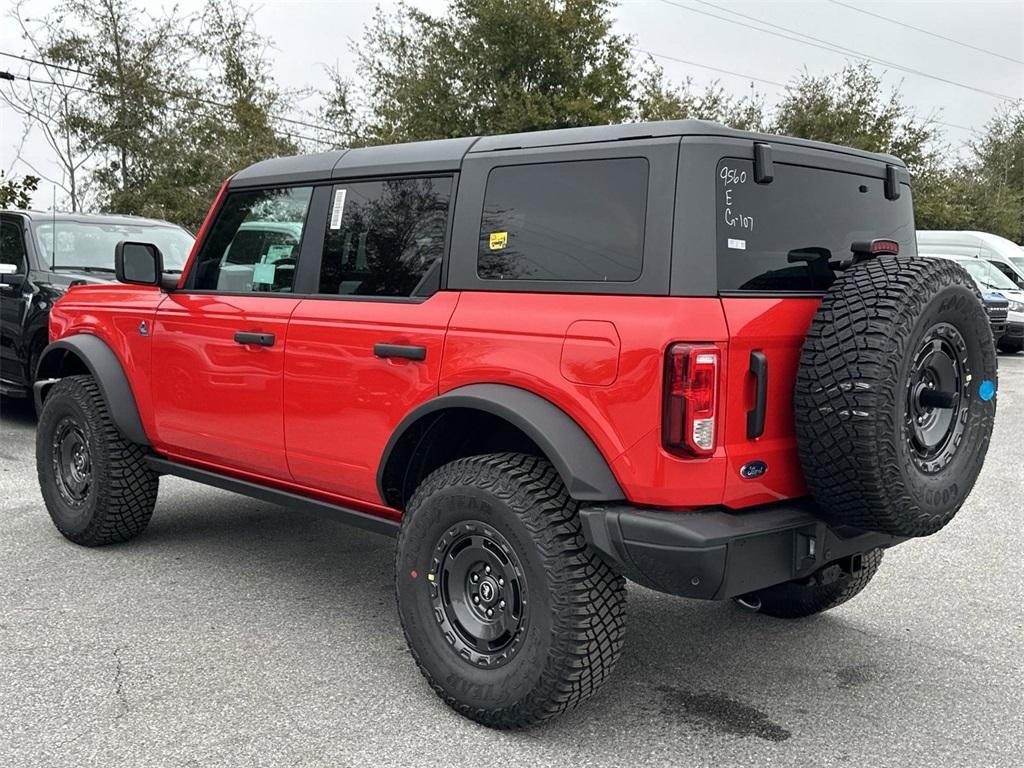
xmin=1 ymin=0 xmax=1021 ymax=210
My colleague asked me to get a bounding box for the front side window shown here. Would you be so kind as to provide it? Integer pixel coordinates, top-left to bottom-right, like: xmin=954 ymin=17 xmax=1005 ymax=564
xmin=0 ymin=217 xmax=27 ymax=273
xmin=192 ymin=187 xmax=312 ymax=293
xmin=477 ymin=158 xmax=648 ymax=282
xmin=318 ymin=177 xmax=452 ymax=298
xmin=715 ymin=159 xmax=916 ymax=292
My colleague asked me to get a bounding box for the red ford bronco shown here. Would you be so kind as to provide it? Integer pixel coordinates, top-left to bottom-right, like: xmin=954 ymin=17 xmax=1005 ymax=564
xmin=33 ymin=120 xmax=997 ymax=729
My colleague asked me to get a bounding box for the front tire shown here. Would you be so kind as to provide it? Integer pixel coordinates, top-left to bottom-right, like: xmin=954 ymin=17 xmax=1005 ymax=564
xmin=395 ymin=453 xmax=626 ymax=729
xmin=736 ymin=549 xmax=884 ymax=619
xmin=36 ymin=375 xmax=159 ymax=546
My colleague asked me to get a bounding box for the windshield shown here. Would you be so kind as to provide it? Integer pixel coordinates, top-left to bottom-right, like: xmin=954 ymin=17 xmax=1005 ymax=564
xmin=33 ymin=220 xmax=194 ymax=272
xmin=959 ymin=259 xmax=1018 ymax=291
xmin=1010 ymin=255 xmax=1024 ymax=274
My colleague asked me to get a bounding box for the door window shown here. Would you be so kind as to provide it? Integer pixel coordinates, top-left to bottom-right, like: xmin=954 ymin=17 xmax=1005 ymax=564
xmin=476 ymin=158 xmax=648 ymax=282
xmin=317 ymin=177 xmax=452 ymax=298
xmin=191 ymin=187 xmax=312 ymax=293
xmin=0 ymin=218 xmax=27 ymax=273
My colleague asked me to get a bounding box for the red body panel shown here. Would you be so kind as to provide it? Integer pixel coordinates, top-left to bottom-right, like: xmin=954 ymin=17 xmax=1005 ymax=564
xmin=48 ymin=282 xmax=817 ymax=516
xmin=282 ymin=292 xmax=461 ymax=500
xmin=48 ymin=283 xmax=165 ymax=439
xmin=149 ymin=293 xmax=299 ymax=478
xmin=719 ymin=298 xmax=819 ymax=507
xmin=441 ymin=292 xmax=733 ymax=508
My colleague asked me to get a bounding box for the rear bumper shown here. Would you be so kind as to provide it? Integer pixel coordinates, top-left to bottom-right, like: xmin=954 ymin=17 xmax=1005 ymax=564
xmin=579 ymin=499 xmax=901 ymax=600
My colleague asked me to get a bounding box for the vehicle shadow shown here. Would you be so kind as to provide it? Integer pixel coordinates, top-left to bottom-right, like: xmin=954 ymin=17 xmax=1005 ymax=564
xmin=126 ymin=486 xmax=923 ymax=750
xmin=0 ymin=394 xmax=36 ymax=427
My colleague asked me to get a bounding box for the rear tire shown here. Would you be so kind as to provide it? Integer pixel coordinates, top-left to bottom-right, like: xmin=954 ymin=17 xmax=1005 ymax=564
xmin=736 ymin=549 xmax=884 ymax=619
xmin=36 ymin=375 xmax=158 ymax=546
xmin=395 ymin=452 xmax=626 ymax=729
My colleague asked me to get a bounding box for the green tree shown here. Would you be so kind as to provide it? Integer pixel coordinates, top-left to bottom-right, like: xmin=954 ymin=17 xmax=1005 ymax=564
xmin=772 ymin=63 xmax=937 ymax=173
xmin=16 ymin=0 xmax=298 ymax=229
xmin=345 ymin=0 xmax=636 ymax=144
xmin=128 ymin=0 xmax=301 ymax=229
xmin=635 ymin=62 xmax=765 ymax=130
xmin=965 ymin=103 xmax=1024 ymax=242
xmin=0 ymin=171 xmax=40 ymax=209
xmin=43 ymin=0 xmax=192 ymax=214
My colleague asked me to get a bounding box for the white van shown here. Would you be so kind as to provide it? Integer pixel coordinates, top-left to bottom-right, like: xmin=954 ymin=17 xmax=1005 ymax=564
xmin=917 ymin=230 xmax=1024 ymax=288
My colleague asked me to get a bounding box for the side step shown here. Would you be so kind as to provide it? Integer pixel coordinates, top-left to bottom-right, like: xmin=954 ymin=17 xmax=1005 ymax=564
xmin=146 ymin=456 xmax=400 ymax=538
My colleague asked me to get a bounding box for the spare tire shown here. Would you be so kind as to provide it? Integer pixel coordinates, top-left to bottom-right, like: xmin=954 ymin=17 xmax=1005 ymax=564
xmin=795 ymin=256 xmax=997 ymax=537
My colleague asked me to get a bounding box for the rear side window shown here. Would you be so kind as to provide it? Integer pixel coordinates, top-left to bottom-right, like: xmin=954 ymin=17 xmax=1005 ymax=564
xmin=0 ymin=217 xmax=27 ymax=273
xmin=716 ymin=160 xmax=916 ymax=292
xmin=192 ymin=187 xmax=312 ymax=293
xmin=477 ymin=158 xmax=648 ymax=282
xmin=318 ymin=177 xmax=452 ymax=298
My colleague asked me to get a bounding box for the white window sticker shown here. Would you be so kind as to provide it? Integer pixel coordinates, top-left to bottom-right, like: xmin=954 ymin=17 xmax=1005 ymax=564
xmin=252 ymin=262 xmax=276 ymax=284
xmin=329 ymin=189 xmax=347 ymax=230
xmin=265 ymin=244 xmax=294 ymax=263
xmin=727 ymin=238 xmax=747 ymax=250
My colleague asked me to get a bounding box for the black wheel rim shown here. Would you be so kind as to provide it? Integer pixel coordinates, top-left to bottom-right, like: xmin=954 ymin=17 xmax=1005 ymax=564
xmin=904 ymin=322 xmax=971 ymax=473
xmin=52 ymin=416 xmax=92 ymax=506
xmin=429 ymin=521 xmax=527 ymax=668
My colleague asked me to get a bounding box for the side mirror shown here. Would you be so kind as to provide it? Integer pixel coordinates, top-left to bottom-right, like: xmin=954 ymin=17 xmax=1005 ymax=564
xmin=115 ymin=241 xmax=163 ymax=286
xmin=0 ymin=262 xmax=24 ymax=287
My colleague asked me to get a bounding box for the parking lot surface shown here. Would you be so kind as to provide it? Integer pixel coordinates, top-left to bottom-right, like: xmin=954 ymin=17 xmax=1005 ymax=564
xmin=2 ymin=356 xmax=1023 ymax=768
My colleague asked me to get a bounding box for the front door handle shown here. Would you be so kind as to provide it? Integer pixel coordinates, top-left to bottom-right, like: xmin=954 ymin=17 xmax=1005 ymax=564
xmin=234 ymin=331 xmax=275 ymax=347
xmin=747 ymin=350 xmax=768 ymax=439
xmin=374 ymin=343 xmax=426 ymax=361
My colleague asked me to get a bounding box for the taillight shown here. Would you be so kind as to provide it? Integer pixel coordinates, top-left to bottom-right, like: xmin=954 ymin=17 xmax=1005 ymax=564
xmin=663 ymin=344 xmax=720 ymax=456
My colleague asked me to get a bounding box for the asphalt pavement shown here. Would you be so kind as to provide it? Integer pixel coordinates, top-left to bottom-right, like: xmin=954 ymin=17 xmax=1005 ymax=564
xmin=2 ymin=357 xmax=1023 ymax=767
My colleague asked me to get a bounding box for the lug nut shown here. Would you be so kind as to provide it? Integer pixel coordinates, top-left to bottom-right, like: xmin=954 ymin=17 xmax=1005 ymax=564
xmin=486 ymin=608 xmax=493 ymax=617
xmin=499 ymin=600 xmax=506 ymax=609
xmin=471 ymin=573 xmax=479 ymax=583
xmin=498 ymin=577 xmax=504 ymax=586
xmin=484 ymin=565 xmax=491 ymax=574
xmin=473 ymin=595 xmax=480 ymax=604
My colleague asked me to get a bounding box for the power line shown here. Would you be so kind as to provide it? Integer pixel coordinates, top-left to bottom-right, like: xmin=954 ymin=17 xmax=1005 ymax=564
xmin=826 ymin=0 xmax=1024 ymax=66
xmin=634 ymin=47 xmax=786 ymax=88
xmin=635 ymin=48 xmax=975 ymax=135
xmin=0 ymin=69 xmax=332 ymax=147
xmin=0 ymin=50 xmax=341 ymax=141
xmin=655 ymin=0 xmax=1020 ymax=102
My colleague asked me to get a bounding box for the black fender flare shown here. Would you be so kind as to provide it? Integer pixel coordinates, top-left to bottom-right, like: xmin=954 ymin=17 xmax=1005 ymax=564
xmin=377 ymin=383 xmax=624 ymax=504
xmin=34 ymin=334 xmax=150 ymax=446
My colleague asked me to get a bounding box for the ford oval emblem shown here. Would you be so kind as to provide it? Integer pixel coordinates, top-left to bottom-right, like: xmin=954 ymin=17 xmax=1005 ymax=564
xmin=740 ymin=461 xmax=767 ymax=480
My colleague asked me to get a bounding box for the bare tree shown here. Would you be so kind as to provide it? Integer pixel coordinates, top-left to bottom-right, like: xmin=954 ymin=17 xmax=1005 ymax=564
xmin=1 ymin=1 xmax=96 ymax=210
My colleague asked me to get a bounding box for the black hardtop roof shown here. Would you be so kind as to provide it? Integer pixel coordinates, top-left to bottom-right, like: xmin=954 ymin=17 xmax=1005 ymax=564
xmin=3 ymin=209 xmax=189 ymax=230
xmin=229 ymin=119 xmax=906 ymax=188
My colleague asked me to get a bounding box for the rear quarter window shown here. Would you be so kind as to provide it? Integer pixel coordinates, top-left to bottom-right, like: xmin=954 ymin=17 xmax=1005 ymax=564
xmin=716 ymin=159 xmax=916 ymax=292
xmin=477 ymin=158 xmax=648 ymax=282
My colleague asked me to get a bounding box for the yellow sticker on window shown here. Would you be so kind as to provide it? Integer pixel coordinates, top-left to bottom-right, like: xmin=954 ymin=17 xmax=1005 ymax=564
xmin=489 ymin=231 xmax=508 ymax=250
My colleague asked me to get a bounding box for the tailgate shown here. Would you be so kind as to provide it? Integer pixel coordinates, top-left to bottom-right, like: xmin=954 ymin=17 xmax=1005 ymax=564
xmin=720 ymin=297 xmax=820 ymax=507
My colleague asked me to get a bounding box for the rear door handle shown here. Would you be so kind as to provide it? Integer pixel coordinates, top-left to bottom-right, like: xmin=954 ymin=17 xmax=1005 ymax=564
xmin=234 ymin=331 xmax=275 ymax=347
xmin=747 ymin=350 xmax=768 ymax=439
xmin=374 ymin=343 xmax=426 ymax=361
